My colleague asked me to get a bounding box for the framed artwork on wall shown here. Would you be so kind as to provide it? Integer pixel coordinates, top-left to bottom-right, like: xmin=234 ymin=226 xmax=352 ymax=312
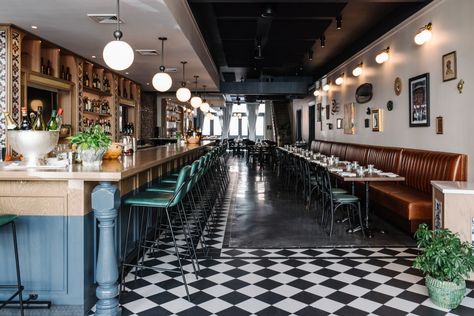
xmin=325 ymin=104 xmax=330 ymax=120
xmin=372 ymin=109 xmax=383 ymax=132
xmin=442 ymin=51 xmax=456 ymax=82
xmin=343 ymin=102 xmax=355 ymax=134
xmin=436 ymin=116 xmax=443 ymax=134
xmin=409 ymin=73 xmax=430 ymax=127
xmin=316 ymin=103 xmax=322 ymax=122
xmin=336 ymin=118 xmax=343 ymax=129
xmin=364 ymin=118 xmax=370 ymax=128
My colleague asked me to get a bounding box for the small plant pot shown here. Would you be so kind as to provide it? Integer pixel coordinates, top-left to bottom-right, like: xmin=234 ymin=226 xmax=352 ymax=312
xmin=425 ymin=275 xmax=466 ymax=309
xmin=78 ymin=147 xmax=107 ymax=167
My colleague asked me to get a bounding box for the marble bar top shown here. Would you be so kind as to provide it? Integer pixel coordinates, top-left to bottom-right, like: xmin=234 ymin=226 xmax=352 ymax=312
xmin=0 ymin=141 xmax=214 ymax=182
xmin=431 ymin=180 xmax=474 ymax=195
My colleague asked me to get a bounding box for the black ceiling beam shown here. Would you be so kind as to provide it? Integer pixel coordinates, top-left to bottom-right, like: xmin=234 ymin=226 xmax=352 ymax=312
xmin=189 ymin=0 xmax=425 ymax=3
xmin=216 ymin=16 xmax=335 ymax=20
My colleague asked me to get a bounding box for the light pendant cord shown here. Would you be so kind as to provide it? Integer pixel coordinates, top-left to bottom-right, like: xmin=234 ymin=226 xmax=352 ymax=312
xmin=181 ymin=61 xmax=187 ymax=87
xmin=114 ymin=0 xmax=122 ymax=40
xmin=158 ymin=37 xmax=167 ymax=72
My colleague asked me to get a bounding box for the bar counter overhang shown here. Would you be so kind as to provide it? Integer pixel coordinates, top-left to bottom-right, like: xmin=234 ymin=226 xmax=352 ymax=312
xmin=0 ymin=141 xmax=213 ymax=314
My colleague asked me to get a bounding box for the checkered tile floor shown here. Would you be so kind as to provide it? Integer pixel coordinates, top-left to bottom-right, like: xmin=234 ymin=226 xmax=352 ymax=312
xmin=89 ymin=161 xmax=474 ymax=316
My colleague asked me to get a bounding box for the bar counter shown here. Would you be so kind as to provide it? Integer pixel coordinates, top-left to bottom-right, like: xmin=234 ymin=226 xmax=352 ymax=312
xmin=0 ymin=141 xmax=213 ymax=315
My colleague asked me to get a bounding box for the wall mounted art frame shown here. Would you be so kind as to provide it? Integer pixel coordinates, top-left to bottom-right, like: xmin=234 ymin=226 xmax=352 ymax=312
xmin=343 ymin=102 xmax=355 ymax=134
xmin=364 ymin=118 xmax=370 ymax=128
xmin=372 ymin=109 xmax=383 ymax=132
xmin=436 ymin=116 xmax=443 ymax=134
xmin=409 ymin=73 xmax=430 ymax=127
xmin=442 ymin=51 xmax=456 ymax=82
xmin=325 ymin=104 xmax=330 ymax=120
xmin=336 ymin=118 xmax=343 ymax=129
xmin=316 ymin=103 xmax=322 ymax=122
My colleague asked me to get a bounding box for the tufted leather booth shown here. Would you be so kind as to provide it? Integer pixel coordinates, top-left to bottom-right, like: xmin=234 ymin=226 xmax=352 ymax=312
xmin=311 ymin=140 xmax=467 ymax=233
xmin=310 ymin=140 xmax=321 ymax=153
xmin=319 ymin=142 xmax=332 ymax=156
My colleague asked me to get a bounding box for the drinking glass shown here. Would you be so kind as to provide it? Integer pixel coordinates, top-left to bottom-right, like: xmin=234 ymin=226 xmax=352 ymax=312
xmin=357 ymin=166 xmax=365 ymax=177
xmin=367 ymin=164 xmax=374 ymax=174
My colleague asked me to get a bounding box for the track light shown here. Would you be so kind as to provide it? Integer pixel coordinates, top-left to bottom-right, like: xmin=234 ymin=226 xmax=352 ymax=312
xmin=352 ymin=63 xmax=363 ymax=77
xmin=414 ymin=22 xmax=432 ymax=45
xmin=336 ymin=15 xmax=342 ymax=30
xmin=320 ymin=35 xmax=326 ymax=48
xmin=335 ymin=73 xmax=344 ymax=85
xmin=323 ymin=81 xmax=330 ymax=92
xmin=375 ymin=47 xmax=390 ymax=64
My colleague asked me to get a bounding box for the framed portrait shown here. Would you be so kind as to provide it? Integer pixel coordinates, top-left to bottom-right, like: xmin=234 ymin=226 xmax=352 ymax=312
xmin=316 ymin=103 xmax=322 ymax=122
xmin=442 ymin=51 xmax=456 ymax=82
xmin=436 ymin=116 xmax=443 ymax=134
xmin=336 ymin=118 xmax=343 ymax=129
xmin=372 ymin=109 xmax=383 ymax=132
xmin=364 ymin=118 xmax=370 ymax=128
xmin=343 ymin=102 xmax=355 ymax=134
xmin=409 ymin=73 xmax=430 ymax=127
xmin=325 ymin=104 xmax=330 ymax=120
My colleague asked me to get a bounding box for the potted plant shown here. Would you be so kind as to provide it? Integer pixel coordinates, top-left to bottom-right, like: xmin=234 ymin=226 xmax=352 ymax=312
xmin=68 ymin=125 xmax=112 ymax=166
xmin=413 ymin=223 xmax=474 ymax=309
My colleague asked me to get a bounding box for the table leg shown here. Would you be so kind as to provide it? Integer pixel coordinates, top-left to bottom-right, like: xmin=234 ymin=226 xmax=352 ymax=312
xmin=92 ymin=182 xmax=121 ymax=316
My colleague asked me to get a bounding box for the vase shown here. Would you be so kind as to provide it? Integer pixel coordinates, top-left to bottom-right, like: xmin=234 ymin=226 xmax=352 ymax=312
xmin=425 ymin=275 xmax=466 ymax=309
xmin=78 ymin=147 xmax=107 ymax=167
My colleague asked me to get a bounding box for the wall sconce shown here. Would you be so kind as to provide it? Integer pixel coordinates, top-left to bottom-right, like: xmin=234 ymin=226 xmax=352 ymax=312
xmin=335 ymin=73 xmax=344 ymax=85
xmin=313 ymin=89 xmax=321 ymax=97
xmin=320 ymin=35 xmax=326 ymax=48
xmin=414 ymin=22 xmax=432 ymax=45
xmin=323 ymin=81 xmax=330 ymax=91
xmin=336 ymin=15 xmax=342 ymax=30
xmin=352 ymin=63 xmax=363 ymax=77
xmin=375 ymin=47 xmax=390 ymax=64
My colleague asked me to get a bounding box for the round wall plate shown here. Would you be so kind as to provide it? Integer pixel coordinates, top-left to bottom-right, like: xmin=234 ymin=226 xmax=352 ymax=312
xmin=387 ymin=100 xmax=394 ymax=111
xmin=394 ymin=77 xmax=402 ymax=96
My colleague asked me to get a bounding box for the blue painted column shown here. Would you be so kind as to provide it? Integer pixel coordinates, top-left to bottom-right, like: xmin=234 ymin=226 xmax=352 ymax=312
xmin=92 ymin=182 xmax=121 ymax=316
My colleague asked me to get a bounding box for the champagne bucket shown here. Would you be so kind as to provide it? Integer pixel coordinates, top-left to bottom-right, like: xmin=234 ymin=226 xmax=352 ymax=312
xmin=7 ymin=130 xmax=59 ymax=166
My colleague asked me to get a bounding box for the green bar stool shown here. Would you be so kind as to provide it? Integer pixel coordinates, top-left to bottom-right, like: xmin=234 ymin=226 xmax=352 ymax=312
xmin=0 ymin=214 xmax=24 ymax=316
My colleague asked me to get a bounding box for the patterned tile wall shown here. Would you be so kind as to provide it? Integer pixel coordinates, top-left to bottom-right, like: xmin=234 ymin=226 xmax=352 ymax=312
xmin=11 ymin=31 xmax=20 ymax=123
xmin=0 ymin=30 xmax=7 ymax=147
xmin=140 ymin=92 xmax=156 ymax=140
xmin=77 ymin=59 xmax=83 ymax=132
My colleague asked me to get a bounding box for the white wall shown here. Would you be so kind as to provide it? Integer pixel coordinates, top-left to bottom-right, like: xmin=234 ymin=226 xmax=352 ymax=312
xmin=293 ymin=0 xmax=474 ymax=180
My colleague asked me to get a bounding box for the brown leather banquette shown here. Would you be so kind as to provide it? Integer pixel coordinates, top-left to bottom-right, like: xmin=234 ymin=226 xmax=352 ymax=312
xmin=310 ymin=140 xmax=467 ymax=233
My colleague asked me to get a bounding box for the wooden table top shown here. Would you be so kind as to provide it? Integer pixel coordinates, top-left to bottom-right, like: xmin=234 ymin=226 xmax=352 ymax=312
xmin=0 ymin=141 xmax=214 ymax=182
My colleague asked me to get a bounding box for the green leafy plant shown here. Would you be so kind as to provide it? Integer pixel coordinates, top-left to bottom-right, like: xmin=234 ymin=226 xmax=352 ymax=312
xmin=67 ymin=125 xmax=112 ymax=150
xmin=413 ymin=223 xmax=474 ymax=285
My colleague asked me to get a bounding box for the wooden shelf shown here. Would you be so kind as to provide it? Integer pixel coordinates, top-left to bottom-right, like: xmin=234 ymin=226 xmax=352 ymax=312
xmin=83 ymin=111 xmax=112 ymax=118
xmin=119 ymin=97 xmax=136 ymax=107
xmin=83 ymin=86 xmax=112 ymax=97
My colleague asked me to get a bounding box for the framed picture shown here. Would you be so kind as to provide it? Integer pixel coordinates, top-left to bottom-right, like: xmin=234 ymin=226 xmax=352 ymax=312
xmin=436 ymin=116 xmax=443 ymax=134
xmin=409 ymin=73 xmax=430 ymax=127
xmin=336 ymin=118 xmax=343 ymax=129
xmin=325 ymin=104 xmax=330 ymax=120
xmin=442 ymin=51 xmax=456 ymax=82
xmin=372 ymin=109 xmax=383 ymax=132
xmin=343 ymin=102 xmax=355 ymax=134
xmin=364 ymin=119 xmax=370 ymax=128
xmin=316 ymin=103 xmax=322 ymax=122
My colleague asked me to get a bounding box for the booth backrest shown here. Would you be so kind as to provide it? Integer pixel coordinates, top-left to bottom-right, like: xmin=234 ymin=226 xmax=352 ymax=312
xmin=366 ymin=147 xmax=402 ymax=174
xmin=399 ymin=149 xmax=467 ymax=194
xmin=344 ymin=144 xmax=368 ymax=165
xmin=330 ymin=143 xmax=347 ymax=159
xmin=319 ymin=142 xmax=332 ymax=156
xmin=310 ymin=140 xmax=321 ymax=152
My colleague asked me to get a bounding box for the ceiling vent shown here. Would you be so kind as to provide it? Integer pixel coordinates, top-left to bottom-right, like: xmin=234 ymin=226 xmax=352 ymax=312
xmin=136 ymin=49 xmax=159 ymax=56
xmin=87 ymin=14 xmax=124 ymax=24
xmin=164 ymin=67 xmax=177 ymax=73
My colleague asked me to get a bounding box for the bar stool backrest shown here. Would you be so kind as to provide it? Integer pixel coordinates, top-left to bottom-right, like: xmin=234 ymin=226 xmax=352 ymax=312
xmin=187 ymin=160 xmax=200 ymax=192
xmin=170 ymin=165 xmax=192 ymax=206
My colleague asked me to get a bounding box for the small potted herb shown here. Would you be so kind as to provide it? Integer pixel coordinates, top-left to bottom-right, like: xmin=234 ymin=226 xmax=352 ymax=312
xmin=413 ymin=223 xmax=474 ymax=309
xmin=67 ymin=125 xmax=112 ymax=166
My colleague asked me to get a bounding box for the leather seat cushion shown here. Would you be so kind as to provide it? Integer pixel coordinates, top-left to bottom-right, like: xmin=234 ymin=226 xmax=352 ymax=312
xmin=366 ymin=147 xmax=402 ymax=173
xmin=370 ymin=183 xmax=431 ymax=220
xmin=330 ymin=143 xmax=347 ymax=160
xmin=344 ymin=145 xmax=368 ymax=165
xmin=319 ymin=142 xmax=332 ymax=155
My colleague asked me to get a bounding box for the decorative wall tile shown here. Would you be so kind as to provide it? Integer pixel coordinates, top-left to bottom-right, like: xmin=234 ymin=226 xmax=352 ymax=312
xmin=77 ymin=59 xmax=83 ymax=132
xmin=11 ymin=31 xmax=21 ymax=123
xmin=114 ymin=74 xmax=119 ymax=141
xmin=0 ymin=30 xmax=8 ymax=147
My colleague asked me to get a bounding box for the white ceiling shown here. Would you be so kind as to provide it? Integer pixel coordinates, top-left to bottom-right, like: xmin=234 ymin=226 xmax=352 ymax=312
xmin=0 ymin=0 xmax=219 ymax=92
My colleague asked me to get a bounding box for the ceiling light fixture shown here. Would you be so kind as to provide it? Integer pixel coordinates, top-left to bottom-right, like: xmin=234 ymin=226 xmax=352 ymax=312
xmin=254 ymin=40 xmax=264 ymax=60
xmin=31 ymin=25 xmax=38 ymax=29
xmin=320 ymin=35 xmax=326 ymax=48
xmin=352 ymin=62 xmax=363 ymax=77
xmin=199 ymin=85 xmax=210 ymax=112
xmin=308 ymin=49 xmax=314 ymax=61
xmin=176 ymin=61 xmax=191 ymax=102
xmin=313 ymin=89 xmax=321 ymax=97
xmin=375 ymin=47 xmax=390 ymax=64
xmin=103 ymin=0 xmax=134 ymax=71
xmin=190 ymin=75 xmax=202 ymax=109
xmin=414 ymin=22 xmax=432 ymax=45
xmin=336 ymin=15 xmax=342 ymax=30
xmin=92 ymin=55 xmax=97 ymax=59
xmin=335 ymin=73 xmax=344 ymax=85
xmin=323 ymin=81 xmax=330 ymax=92
xmin=152 ymin=37 xmax=173 ymax=92
xmin=261 ymin=5 xmax=274 ymax=18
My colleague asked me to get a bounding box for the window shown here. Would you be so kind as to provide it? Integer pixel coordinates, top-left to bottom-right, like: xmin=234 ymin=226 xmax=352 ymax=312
xmin=202 ymin=114 xmax=222 ymax=136
xmin=229 ymin=116 xmax=239 ymax=136
xmin=241 ymin=116 xmax=248 ymax=136
xmin=256 ymin=103 xmax=265 ymax=137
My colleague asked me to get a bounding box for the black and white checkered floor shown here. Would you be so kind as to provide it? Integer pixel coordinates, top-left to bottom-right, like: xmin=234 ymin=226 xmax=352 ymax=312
xmin=91 ymin=161 xmax=474 ymax=316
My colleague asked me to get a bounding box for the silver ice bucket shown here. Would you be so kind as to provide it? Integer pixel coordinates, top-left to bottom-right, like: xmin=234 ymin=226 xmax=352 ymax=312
xmin=7 ymin=130 xmax=59 ymax=166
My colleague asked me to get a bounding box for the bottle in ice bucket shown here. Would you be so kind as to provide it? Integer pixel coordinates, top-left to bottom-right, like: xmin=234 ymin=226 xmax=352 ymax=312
xmin=32 ymin=106 xmax=46 ymax=131
xmin=20 ymin=107 xmax=32 ymax=130
xmin=47 ymin=110 xmax=58 ymax=131
xmin=4 ymin=112 xmax=18 ymax=130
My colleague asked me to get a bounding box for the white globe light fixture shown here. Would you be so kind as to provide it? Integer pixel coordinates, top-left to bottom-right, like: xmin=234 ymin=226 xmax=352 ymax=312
xmin=414 ymin=23 xmax=432 ymax=45
xmin=335 ymin=73 xmax=344 ymax=86
xmin=375 ymin=47 xmax=390 ymax=64
xmin=103 ymin=0 xmax=134 ymax=71
xmin=176 ymin=61 xmax=191 ymax=102
xmin=152 ymin=37 xmax=173 ymax=92
xmin=200 ymin=101 xmax=210 ymax=113
xmin=205 ymin=112 xmax=214 ymax=120
xmin=323 ymin=81 xmax=330 ymax=92
xmin=190 ymin=75 xmax=202 ymax=108
xmin=313 ymin=89 xmax=320 ymax=97
xmin=352 ymin=63 xmax=363 ymax=77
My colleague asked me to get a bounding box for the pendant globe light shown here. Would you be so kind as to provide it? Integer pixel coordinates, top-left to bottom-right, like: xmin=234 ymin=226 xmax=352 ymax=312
xmin=190 ymin=75 xmax=202 ymax=109
xmin=199 ymin=85 xmax=210 ymax=113
xmin=152 ymin=37 xmax=173 ymax=92
xmin=176 ymin=61 xmax=191 ymax=102
xmin=103 ymin=0 xmax=134 ymax=71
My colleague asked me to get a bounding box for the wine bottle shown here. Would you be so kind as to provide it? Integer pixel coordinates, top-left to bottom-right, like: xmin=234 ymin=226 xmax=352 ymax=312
xmin=60 ymin=65 xmax=66 ymax=80
xmin=40 ymin=57 xmax=45 ymax=74
xmin=96 ymin=74 xmax=101 ymax=90
xmin=4 ymin=112 xmax=18 ymax=130
xmin=66 ymin=67 xmax=71 ymax=81
xmin=56 ymin=107 xmax=63 ymax=130
xmin=20 ymin=107 xmax=32 ymax=130
xmin=84 ymin=71 xmax=90 ymax=87
xmin=46 ymin=60 xmax=52 ymax=76
xmin=32 ymin=106 xmax=46 ymax=131
xmin=47 ymin=110 xmax=58 ymax=131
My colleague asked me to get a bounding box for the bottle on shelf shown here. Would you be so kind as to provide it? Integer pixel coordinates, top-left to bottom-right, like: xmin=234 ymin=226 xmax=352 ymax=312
xmin=40 ymin=57 xmax=45 ymax=74
xmin=4 ymin=112 xmax=18 ymax=130
xmin=60 ymin=65 xmax=66 ymax=80
xmin=46 ymin=60 xmax=52 ymax=76
xmin=20 ymin=107 xmax=32 ymax=130
xmin=47 ymin=110 xmax=58 ymax=131
xmin=66 ymin=67 xmax=71 ymax=81
xmin=83 ymin=71 xmax=90 ymax=87
xmin=32 ymin=106 xmax=46 ymax=131
xmin=96 ymin=73 xmax=101 ymax=90
xmin=103 ymin=76 xmax=110 ymax=93
xmin=56 ymin=107 xmax=63 ymax=130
